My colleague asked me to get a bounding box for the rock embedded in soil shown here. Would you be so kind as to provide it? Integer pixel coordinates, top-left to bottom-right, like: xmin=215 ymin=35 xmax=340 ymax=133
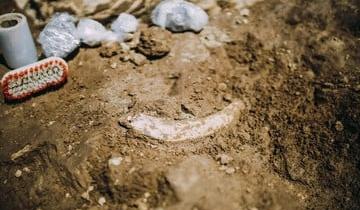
xmin=199 ymin=26 xmax=232 ymax=48
xmin=216 ymin=154 xmax=234 ymax=165
xmin=81 ymin=186 xmax=94 ymax=201
xmin=166 ymin=155 xmax=215 ymax=199
xmin=129 ymin=51 xmax=148 ymax=66
xmin=335 ymin=121 xmax=344 ymax=132
xmin=108 ymin=156 xmax=123 ymax=166
xmin=14 ymin=170 xmax=22 ymax=178
xmin=225 ymin=167 xmax=236 ymax=174
xmin=218 ymin=83 xmax=228 ymax=91
xmin=223 ymin=93 xmax=233 ymax=102
xmin=136 ymin=27 xmax=172 ymax=59
xmin=98 ymin=196 xmax=106 ymax=206
xmin=121 ymin=100 xmax=245 ymax=141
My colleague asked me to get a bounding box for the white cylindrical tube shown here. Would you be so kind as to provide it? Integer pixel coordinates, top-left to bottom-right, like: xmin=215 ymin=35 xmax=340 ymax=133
xmin=0 ymin=13 xmax=38 ymax=69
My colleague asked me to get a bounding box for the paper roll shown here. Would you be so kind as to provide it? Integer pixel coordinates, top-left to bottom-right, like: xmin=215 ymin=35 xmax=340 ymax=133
xmin=0 ymin=13 xmax=37 ymax=69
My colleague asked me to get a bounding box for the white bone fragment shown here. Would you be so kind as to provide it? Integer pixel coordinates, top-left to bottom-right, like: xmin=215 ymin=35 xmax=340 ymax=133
xmin=122 ymin=100 xmax=245 ymax=141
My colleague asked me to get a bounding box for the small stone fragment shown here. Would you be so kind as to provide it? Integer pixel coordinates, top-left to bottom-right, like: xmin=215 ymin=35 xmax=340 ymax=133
xmin=98 ymin=196 xmax=106 ymax=206
xmin=129 ymin=51 xmax=148 ymax=66
xmin=81 ymin=186 xmax=94 ymax=201
xmin=23 ymin=167 xmax=31 ymax=173
xmin=15 ymin=170 xmax=22 ymax=178
xmin=218 ymin=83 xmax=227 ymax=91
xmin=223 ymin=94 xmax=232 ymax=102
xmin=216 ymin=154 xmax=233 ymax=165
xmin=108 ymin=156 xmax=123 ymax=166
xmin=225 ymin=167 xmax=236 ymax=174
xmin=200 ymin=26 xmax=232 ymax=48
xmin=110 ymin=63 xmax=118 ymax=69
xmin=240 ymin=8 xmax=250 ymax=16
xmin=335 ymin=121 xmax=344 ymax=132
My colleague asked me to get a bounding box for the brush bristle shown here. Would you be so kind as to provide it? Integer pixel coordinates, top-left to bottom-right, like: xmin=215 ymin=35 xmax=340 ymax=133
xmin=1 ymin=57 xmax=68 ymax=101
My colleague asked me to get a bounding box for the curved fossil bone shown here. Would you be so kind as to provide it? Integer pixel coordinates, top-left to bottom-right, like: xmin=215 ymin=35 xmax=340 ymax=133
xmin=120 ymin=100 xmax=246 ymax=142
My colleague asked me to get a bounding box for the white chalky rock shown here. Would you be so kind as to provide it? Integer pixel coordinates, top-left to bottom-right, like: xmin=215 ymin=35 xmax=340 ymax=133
xmin=108 ymin=156 xmax=123 ymax=166
xmin=111 ymin=13 xmax=139 ymax=33
xmin=15 ymin=170 xmax=22 ymax=178
xmin=98 ymin=197 xmax=106 ymax=206
xmin=151 ymin=0 xmax=209 ymax=32
xmin=76 ymin=18 xmax=126 ymax=46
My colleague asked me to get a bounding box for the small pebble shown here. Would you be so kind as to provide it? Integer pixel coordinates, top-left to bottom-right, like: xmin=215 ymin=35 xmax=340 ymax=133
xmin=98 ymin=197 xmax=106 ymax=206
xmin=335 ymin=121 xmax=344 ymax=132
xmin=130 ymin=52 xmax=147 ymax=66
xmin=223 ymin=94 xmax=232 ymax=102
xmin=218 ymin=83 xmax=227 ymax=91
xmin=111 ymin=63 xmax=118 ymax=69
xmin=240 ymin=8 xmax=250 ymax=17
xmin=23 ymin=167 xmax=30 ymax=173
xmin=108 ymin=156 xmax=123 ymax=166
xmin=144 ymin=192 xmax=151 ymax=198
xmin=15 ymin=170 xmax=22 ymax=178
xmin=81 ymin=185 xmax=94 ymax=201
xmin=48 ymin=121 xmax=56 ymax=126
xmin=216 ymin=154 xmax=233 ymax=165
xmin=225 ymin=167 xmax=236 ymax=174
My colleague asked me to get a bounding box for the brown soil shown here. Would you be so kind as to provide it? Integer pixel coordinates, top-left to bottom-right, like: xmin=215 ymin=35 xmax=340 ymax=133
xmin=1 ymin=0 xmax=360 ymax=209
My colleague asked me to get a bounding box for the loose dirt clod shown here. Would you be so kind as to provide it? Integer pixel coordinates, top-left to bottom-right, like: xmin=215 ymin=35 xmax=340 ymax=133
xmin=98 ymin=197 xmax=106 ymax=206
xmin=136 ymin=27 xmax=172 ymax=59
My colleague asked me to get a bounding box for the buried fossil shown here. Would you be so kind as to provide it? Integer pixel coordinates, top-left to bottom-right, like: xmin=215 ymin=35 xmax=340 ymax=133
xmin=119 ymin=100 xmax=246 ymax=141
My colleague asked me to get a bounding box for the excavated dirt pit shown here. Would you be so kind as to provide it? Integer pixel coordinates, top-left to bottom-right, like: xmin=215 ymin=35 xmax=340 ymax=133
xmin=0 ymin=0 xmax=360 ymax=209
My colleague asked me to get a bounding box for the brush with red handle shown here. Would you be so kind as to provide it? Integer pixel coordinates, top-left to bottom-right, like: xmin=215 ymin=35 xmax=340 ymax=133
xmin=1 ymin=57 xmax=68 ymax=101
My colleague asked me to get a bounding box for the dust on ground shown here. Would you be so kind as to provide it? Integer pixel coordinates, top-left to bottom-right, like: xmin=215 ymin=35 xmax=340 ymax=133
xmin=0 ymin=0 xmax=360 ymax=209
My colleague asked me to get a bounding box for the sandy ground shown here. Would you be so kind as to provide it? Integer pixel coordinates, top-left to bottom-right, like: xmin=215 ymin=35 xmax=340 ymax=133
xmin=0 ymin=0 xmax=360 ymax=209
